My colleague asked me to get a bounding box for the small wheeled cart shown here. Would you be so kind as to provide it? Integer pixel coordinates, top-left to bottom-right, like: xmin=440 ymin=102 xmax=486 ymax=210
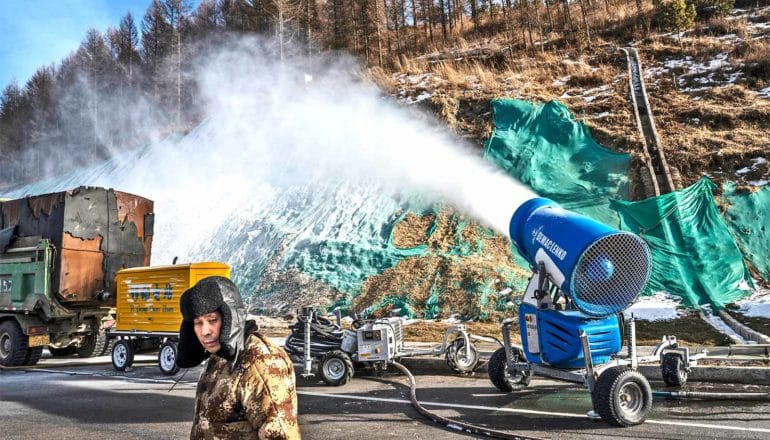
xmin=108 ymin=262 xmax=230 ymax=375
xmin=286 ymin=306 xmax=501 ymax=386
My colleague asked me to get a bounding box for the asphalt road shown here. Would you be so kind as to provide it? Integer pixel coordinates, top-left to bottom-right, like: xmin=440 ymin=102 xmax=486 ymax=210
xmin=2 ymin=353 xmax=770 ymax=439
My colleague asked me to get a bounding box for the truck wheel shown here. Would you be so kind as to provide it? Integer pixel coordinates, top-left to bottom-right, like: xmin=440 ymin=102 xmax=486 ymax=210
xmin=661 ymin=353 xmax=687 ymax=387
xmin=92 ymin=330 xmax=110 ymax=357
xmin=23 ymin=346 xmax=43 ymax=366
xmin=49 ymin=346 xmax=77 ymax=357
xmin=158 ymin=341 xmax=180 ymax=375
xmin=98 ymin=336 xmax=114 ymax=357
xmin=112 ymin=339 xmax=135 ymax=371
xmin=0 ymin=320 xmax=29 ymax=367
xmin=77 ymin=327 xmax=107 ymax=358
xmin=488 ymin=346 xmax=531 ymax=393
xmin=445 ymin=338 xmax=479 ymax=375
xmin=319 ymin=350 xmax=354 ymax=386
xmin=592 ymin=367 xmax=652 ymax=427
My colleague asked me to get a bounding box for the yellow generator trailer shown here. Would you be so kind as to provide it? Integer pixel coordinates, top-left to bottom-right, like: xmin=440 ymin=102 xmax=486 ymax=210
xmin=109 ymin=262 xmax=230 ymax=375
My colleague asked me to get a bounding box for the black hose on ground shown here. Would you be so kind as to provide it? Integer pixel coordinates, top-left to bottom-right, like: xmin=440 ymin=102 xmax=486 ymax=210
xmin=391 ymin=361 xmax=543 ymax=440
xmin=653 ymin=391 xmax=770 ymax=401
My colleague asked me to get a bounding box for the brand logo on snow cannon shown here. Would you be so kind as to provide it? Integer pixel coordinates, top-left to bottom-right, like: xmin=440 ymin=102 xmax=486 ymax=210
xmin=533 ymin=231 xmax=567 ymax=261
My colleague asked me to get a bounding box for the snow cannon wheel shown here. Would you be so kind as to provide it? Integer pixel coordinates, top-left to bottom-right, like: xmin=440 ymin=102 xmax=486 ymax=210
xmin=661 ymin=352 xmax=688 ymax=387
xmin=112 ymin=339 xmax=135 ymax=372
xmin=319 ymin=350 xmax=354 ymax=386
xmin=592 ymin=367 xmax=652 ymax=427
xmin=445 ymin=338 xmax=480 ymax=375
xmin=158 ymin=340 xmax=180 ymax=376
xmin=488 ymin=346 xmax=531 ymax=393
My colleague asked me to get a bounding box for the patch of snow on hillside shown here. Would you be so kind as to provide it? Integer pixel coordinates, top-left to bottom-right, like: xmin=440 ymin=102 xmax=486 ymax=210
xmin=647 ymin=53 xmax=743 ymax=92
xmin=701 ymin=305 xmax=748 ymax=343
xmin=406 ymin=91 xmax=433 ymax=104
xmin=624 ymin=292 xmax=683 ymax=321
xmin=582 ymin=85 xmax=611 ymax=102
xmin=736 ymin=157 xmax=768 ymax=184
xmin=733 ymin=157 xmax=768 ymax=185
xmin=736 ymin=287 xmax=770 ymax=318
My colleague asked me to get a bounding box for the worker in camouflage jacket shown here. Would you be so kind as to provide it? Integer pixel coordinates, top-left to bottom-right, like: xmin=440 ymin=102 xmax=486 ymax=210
xmin=177 ymin=276 xmax=301 ymax=439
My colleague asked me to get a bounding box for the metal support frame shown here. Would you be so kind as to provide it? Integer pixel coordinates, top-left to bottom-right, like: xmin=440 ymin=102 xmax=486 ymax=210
xmin=301 ymin=306 xmax=315 ymax=378
xmin=393 ymin=323 xmax=498 ymax=359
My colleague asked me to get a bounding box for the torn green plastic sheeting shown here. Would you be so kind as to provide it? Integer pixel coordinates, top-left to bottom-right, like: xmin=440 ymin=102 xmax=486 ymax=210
xmin=484 ymin=99 xmax=630 ymax=227
xmin=611 ymin=177 xmax=753 ymax=310
xmin=722 ymin=181 xmax=770 ymax=280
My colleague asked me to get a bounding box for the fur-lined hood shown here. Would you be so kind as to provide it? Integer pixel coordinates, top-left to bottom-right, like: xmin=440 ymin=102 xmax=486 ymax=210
xmin=177 ymin=276 xmax=247 ymax=369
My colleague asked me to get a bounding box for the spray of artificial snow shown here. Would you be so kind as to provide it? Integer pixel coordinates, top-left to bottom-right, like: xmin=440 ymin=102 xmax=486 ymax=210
xmin=4 ymin=37 xmax=536 ymax=263
xmin=188 ymin=38 xmax=536 ymax=236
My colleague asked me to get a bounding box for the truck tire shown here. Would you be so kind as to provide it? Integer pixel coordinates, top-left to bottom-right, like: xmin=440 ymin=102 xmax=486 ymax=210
xmin=112 ymin=339 xmax=135 ymax=371
xmin=98 ymin=336 xmax=115 ymax=357
xmin=91 ymin=330 xmax=110 ymax=357
xmin=76 ymin=328 xmax=103 ymax=358
xmin=158 ymin=341 xmax=180 ymax=375
xmin=0 ymin=320 xmax=29 ymax=367
xmin=23 ymin=346 xmax=43 ymax=366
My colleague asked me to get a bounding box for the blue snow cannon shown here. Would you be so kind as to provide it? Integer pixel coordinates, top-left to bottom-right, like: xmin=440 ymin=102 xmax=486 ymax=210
xmin=509 ymin=197 xmax=652 ymax=317
xmin=509 ymin=198 xmax=651 ymax=368
xmin=490 ymin=197 xmax=656 ymax=427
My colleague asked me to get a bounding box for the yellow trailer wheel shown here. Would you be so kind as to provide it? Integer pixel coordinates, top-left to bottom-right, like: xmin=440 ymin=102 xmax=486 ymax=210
xmin=158 ymin=340 xmax=180 ymax=375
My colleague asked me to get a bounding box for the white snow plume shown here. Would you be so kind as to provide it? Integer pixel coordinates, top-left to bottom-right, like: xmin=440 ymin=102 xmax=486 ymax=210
xmin=188 ymin=37 xmax=534 ymax=236
xmin=5 ymin=37 xmax=535 ymax=266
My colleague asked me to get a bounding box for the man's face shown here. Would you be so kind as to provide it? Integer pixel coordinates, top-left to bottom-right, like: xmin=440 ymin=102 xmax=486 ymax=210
xmin=193 ymin=311 xmax=222 ymax=353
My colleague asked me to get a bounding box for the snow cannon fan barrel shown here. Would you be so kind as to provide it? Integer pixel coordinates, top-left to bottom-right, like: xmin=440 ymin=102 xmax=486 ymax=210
xmin=509 ymin=198 xmax=651 ymax=317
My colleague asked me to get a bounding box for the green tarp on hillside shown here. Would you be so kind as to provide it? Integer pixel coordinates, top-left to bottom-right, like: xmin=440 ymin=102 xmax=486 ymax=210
xmin=484 ymin=99 xmax=630 ymax=227
xmin=723 ymin=182 xmax=770 ymax=280
xmin=610 ymin=177 xmax=753 ymax=309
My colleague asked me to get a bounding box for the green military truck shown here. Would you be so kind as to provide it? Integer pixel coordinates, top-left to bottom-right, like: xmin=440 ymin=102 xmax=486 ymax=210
xmin=0 ymin=187 xmax=154 ymax=366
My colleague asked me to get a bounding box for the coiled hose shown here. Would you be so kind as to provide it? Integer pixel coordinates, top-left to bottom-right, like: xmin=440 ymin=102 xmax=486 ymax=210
xmin=284 ymin=314 xmax=344 ymax=358
xmin=391 ymin=361 xmax=543 ymax=440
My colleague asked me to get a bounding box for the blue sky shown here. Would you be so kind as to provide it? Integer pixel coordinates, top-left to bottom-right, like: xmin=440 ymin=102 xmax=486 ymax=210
xmin=0 ymin=1 xmax=155 ymax=90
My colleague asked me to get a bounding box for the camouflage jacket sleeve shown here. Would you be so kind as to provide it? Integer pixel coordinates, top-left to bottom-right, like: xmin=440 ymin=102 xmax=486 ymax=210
xmin=238 ymin=335 xmax=301 ymax=440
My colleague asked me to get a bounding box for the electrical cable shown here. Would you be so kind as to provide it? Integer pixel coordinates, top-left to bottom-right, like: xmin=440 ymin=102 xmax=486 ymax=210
xmin=391 ymin=361 xmax=544 ymax=440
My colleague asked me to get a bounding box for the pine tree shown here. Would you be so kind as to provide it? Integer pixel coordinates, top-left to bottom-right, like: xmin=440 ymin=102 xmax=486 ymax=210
xmin=74 ymin=29 xmax=116 ymax=151
xmin=108 ymin=13 xmax=141 ymax=88
xmin=0 ymin=83 xmax=28 ymax=154
xmin=141 ymin=0 xmax=173 ymax=105
xmin=24 ymin=66 xmax=57 ymax=146
xmin=657 ymin=0 xmax=697 ymax=47
xmin=162 ymin=0 xmax=192 ymax=127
